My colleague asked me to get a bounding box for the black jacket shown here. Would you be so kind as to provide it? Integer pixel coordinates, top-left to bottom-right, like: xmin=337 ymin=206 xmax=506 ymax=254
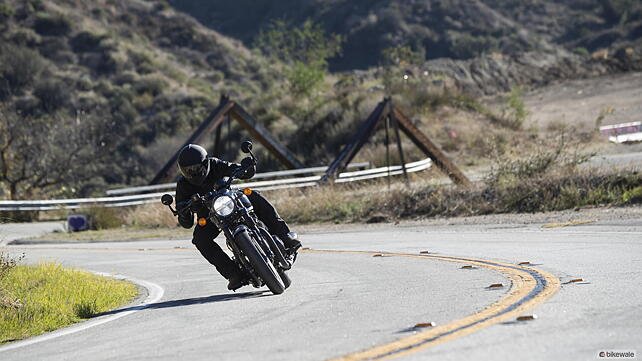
xmin=175 ymin=157 xmax=255 ymax=228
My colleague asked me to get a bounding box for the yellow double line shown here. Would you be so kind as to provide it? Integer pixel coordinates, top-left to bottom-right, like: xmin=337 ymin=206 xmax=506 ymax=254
xmin=301 ymin=249 xmax=560 ymax=361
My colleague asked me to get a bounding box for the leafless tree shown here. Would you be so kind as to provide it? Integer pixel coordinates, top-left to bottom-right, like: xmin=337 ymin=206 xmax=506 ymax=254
xmin=0 ymin=106 xmax=113 ymax=200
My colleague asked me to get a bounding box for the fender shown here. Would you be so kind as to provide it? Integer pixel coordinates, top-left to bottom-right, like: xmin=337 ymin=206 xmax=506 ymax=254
xmin=232 ymin=225 xmax=250 ymax=237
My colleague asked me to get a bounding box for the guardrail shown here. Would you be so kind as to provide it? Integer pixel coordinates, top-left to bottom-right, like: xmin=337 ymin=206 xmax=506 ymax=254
xmin=0 ymin=159 xmax=431 ymax=211
xmin=105 ymin=162 xmax=371 ymax=196
xmin=599 ymin=121 xmax=642 ymax=144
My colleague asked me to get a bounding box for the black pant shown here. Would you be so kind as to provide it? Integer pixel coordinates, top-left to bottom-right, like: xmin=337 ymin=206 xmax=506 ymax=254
xmin=192 ymin=191 xmax=290 ymax=279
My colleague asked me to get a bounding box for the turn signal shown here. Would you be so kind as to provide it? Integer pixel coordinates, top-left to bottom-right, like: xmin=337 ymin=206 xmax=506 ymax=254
xmin=243 ymin=188 xmax=253 ymax=196
xmin=198 ymin=218 xmax=207 ymax=226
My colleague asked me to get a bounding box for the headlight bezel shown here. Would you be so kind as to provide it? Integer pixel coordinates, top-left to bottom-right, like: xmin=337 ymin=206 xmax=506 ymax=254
xmin=213 ymin=195 xmax=235 ymax=217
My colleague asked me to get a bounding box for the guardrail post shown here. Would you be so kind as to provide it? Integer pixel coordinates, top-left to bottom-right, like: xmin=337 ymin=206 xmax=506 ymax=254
xmin=150 ymin=95 xmax=235 ymax=184
xmin=150 ymin=95 xmax=304 ymax=185
xmin=320 ymin=100 xmax=388 ymax=184
xmin=229 ymin=104 xmax=304 ymax=169
xmin=390 ymin=99 xmax=410 ymax=186
xmin=392 ymin=106 xmax=472 ymax=187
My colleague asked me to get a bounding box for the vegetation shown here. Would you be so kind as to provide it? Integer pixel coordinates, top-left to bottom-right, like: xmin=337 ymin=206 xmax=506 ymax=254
xmin=172 ymin=0 xmax=642 ymax=70
xmin=0 ymin=0 xmax=639 ymax=225
xmin=255 ymin=20 xmax=343 ymax=98
xmin=0 ymin=0 xmax=276 ymax=201
xmin=274 ymin=170 xmax=642 ymax=224
xmin=0 ymin=106 xmax=113 ymax=201
xmin=0 ymin=259 xmax=137 ymax=344
xmin=263 ymin=130 xmax=640 ymax=223
xmin=499 ymin=86 xmax=529 ymax=129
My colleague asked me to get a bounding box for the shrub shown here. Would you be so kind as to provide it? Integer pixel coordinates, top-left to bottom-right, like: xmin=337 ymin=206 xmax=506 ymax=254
xmin=70 ymin=31 xmax=107 ymax=53
xmin=0 ymin=252 xmax=23 ymax=283
xmin=623 ymin=186 xmax=642 ymax=203
xmin=451 ymin=33 xmax=500 ymax=58
xmin=10 ymin=28 xmax=42 ymax=46
xmin=84 ymin=207 xmax=124 ymax=230
xmin=80 ymin=52 xmax=121 ymax=75
xmin=33 ymin=79 xmax=70 ymax=112
xmin=33 ymin=12 xmax=72 ymax=36
xmin=573 ymin=47 xmax=590 ymax=56
xmin=73 ymin=299 xmax=98 ymax=318
xmin=0 ymin=4 xmax=14 ymax=20
xmin=128 ymin=49 xmax=156 ymax=74
xmin=134 ymin=75 xmax=168 ymax=96
xmin=255 ymin=19 xmax=342 ymax=99
xmin=286 ymin=61 xmax=325 ymax=98
xmin=14 ymin=95 xmax=42 ymax=116
xmin=500 ymin=86 xmax=529 ymax=129
xmin=0 ymin=45 xmax=46 ymax=93
xmin=132 ymin=92 xmax=154 ymax=110
xmin=0 ymin=252 xmax=24 ymax=309
xmin=485 ymin=129 xmax=591 ymax=187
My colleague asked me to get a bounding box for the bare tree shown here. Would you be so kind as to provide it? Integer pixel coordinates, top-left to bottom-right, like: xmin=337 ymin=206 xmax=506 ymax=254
xmin=0 ymin=106 xmax=113 ymax=200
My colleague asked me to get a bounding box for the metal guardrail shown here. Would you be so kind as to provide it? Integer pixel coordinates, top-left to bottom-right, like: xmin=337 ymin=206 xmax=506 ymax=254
xmin=0 ymin=159 xmax=431 ymax=211
xmin=599 ymin=121 xmax=642 ymax=144
xmin=105 ymin=162 xmax=371 ymax=196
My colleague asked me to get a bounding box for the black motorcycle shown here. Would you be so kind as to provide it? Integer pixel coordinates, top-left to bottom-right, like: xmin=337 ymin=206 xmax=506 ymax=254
xmin=160 ymin=141 xmax=293 ymax=295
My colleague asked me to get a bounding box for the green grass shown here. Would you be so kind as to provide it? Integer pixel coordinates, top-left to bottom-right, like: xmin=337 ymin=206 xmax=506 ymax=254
xmin=0 ymin=263 xmax=138 ymax=344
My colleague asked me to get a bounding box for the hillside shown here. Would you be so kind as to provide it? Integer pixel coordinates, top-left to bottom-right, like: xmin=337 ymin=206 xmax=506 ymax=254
xmin=172 ymin=0 xmax=642 ymax=70
xmin=1 ymin=0 xmax=641 ymax=205
xmin=0 ymin=0 xmax=272 ymax=198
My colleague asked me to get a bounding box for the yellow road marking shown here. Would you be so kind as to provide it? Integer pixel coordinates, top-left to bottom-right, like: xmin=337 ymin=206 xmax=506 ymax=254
xmin=542 ymin=219 xmax=597 ymax=228
xmin=301 ymin=249 xmax=560 ymax=361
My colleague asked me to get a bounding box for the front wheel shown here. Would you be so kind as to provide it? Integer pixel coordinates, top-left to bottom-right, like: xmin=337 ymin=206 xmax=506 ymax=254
xmin=278 ymin=269 xmax=291 ymax=289
xmin=235 ymin=230 xmax=285 ymax=295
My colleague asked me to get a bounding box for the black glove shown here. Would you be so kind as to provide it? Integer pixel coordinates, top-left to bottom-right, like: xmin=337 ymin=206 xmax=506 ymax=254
xmin=176 ymin=200 xmax=194 ymax=228
xmin=239 ymin=157 xmax=256 ymax=179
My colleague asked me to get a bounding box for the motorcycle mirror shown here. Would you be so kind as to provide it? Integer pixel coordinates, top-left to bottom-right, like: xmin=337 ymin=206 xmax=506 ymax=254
xmin=161 ymin=194 xmax=174 ymax=206
xmin=241 ymin=141 xmax=253 ymax=153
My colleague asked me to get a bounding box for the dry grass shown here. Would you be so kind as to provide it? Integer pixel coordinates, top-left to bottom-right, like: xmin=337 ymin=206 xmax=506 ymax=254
xmin=268 ymin=168 xmax=642 ymax=224
xmin=121 ymin=202 xmax=178 ymax=228
xmin=270 ymin=182 xmax=390 ymax=224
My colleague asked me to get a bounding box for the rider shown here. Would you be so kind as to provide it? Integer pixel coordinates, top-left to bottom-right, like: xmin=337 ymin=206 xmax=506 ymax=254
xmin=175 ymin=144 xmax=301 ymax=291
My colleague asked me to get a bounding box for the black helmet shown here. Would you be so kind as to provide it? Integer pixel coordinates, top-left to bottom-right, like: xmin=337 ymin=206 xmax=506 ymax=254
xmin=178 ymin=144 xmax=210 ymax=186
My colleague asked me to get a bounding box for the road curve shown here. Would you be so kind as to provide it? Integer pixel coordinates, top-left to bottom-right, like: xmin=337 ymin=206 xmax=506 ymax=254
xmin=1 ymin=218 xmax=640 ymax=360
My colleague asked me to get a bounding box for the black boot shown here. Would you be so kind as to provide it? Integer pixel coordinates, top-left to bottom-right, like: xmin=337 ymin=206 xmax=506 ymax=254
xmin=227 ymin=270 xmax=248 ymax=291
xmin=283 ymin=232 xmax=302 ymax=258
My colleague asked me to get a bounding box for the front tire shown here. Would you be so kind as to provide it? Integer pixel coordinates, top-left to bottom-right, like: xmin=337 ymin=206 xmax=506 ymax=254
xmin=235 ymin=230 xmax=285 ymax=295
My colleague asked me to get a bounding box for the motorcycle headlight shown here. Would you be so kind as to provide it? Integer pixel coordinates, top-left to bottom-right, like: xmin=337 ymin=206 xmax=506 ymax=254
xmin=213 ymin=195 xmax=235 ymax=217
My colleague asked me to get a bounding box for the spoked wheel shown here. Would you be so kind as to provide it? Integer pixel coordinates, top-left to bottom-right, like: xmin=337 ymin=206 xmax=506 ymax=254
xmin=235 ymin=230 xmax=285 ymax=295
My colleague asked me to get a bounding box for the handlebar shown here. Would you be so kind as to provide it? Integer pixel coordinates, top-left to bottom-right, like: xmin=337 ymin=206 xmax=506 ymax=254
xmin=223 ymin=159 xmax=255 ymax=188
xmin=172 ymin=157 xmax=256 ymax=217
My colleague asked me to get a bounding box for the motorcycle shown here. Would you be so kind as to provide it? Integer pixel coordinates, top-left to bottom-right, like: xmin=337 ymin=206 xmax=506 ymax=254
xmin=160 ymin=141 xmax=294 ymax=295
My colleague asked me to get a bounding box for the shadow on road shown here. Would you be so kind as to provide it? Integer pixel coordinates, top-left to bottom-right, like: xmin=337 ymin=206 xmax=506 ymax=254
xmin=96 ymin=291 xmax=268 ymax=317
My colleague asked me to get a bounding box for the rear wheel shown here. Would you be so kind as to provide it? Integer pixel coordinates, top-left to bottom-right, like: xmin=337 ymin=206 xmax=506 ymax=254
xmin=235 ymin=230 xmax=285 ymax=295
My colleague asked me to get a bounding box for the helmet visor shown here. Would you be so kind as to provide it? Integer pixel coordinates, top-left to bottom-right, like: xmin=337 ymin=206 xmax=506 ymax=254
xmin=180 ymin=163 xmax=207 ymax=180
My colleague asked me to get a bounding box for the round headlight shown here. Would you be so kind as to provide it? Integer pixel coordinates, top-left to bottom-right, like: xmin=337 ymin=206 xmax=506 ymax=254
xmin=213 ymin=195 xmax=235 ymax=217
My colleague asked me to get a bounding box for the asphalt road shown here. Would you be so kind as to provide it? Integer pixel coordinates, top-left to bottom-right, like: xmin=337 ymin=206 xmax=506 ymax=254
xmin=1 ymin=218 xmax=641 ymax=360
xmin=0 ymin=221 xmax=65 ymax=246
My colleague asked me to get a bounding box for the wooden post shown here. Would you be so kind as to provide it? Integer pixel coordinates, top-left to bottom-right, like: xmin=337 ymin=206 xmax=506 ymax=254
xmin=392 ymin=106 xmax=472 ymax=187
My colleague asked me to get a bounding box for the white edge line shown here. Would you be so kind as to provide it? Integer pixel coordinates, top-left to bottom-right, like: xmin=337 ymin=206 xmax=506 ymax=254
xmin=0 ymin=271 xmax=164 ymax=353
